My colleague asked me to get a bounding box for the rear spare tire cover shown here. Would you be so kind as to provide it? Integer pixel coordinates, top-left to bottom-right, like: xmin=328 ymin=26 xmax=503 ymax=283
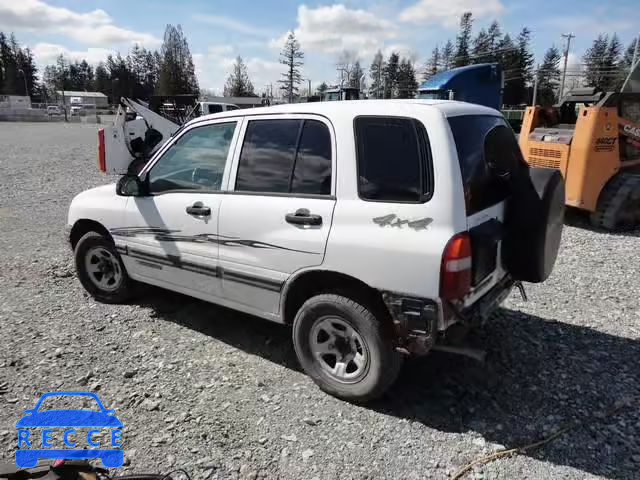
xmin=503 ymin=167 xmax=565 ymax=283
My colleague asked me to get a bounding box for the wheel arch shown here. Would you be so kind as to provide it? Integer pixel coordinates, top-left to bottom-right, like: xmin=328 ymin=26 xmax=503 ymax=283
xmin=280 ymin=269 xmax=391 ymax=326
xmin=69 ymin=219 xmax=113 ymax=250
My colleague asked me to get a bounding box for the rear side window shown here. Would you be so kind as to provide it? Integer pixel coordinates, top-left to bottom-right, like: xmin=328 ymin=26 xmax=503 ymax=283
xmin=235 ymin=119 xmax=332 ymax=195
xmin=292 ymin=120 xmax=332 ymax=195
xmin=355 ymin=117 xmax=432 ymax=202
xmin=448 ymin=115 xmax=523 ymax=215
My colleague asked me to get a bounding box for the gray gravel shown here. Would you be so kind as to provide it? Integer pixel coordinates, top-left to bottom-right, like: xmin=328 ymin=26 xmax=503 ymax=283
xmin=1 ymin=121 xmax=639 ymax=479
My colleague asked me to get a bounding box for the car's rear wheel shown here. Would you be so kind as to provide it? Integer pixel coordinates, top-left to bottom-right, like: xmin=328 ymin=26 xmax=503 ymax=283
xmin=74 ymin=231 xmax=134 ymax=304
xmin=292 ymin=294 xmax=402 ymax=402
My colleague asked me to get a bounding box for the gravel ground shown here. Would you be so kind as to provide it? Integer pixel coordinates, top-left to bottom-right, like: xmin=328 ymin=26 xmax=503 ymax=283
xmin=1 ymin=121 xmax=639 ymax=480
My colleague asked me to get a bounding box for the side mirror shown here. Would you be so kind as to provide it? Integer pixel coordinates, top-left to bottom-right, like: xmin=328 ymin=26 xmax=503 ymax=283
xmin=116 ymin=174 xmax=145 ymax=196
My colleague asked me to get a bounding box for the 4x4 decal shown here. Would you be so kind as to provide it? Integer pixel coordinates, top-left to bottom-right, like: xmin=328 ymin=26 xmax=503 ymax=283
xmin=373 ymin=214 xmax=433 ymax=230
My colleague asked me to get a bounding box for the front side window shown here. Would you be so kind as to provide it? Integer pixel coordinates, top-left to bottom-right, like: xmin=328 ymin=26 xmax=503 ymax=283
xmin=235 ymin=119 xmax=332 ymax=195
xmin=355 ymin=117 xmax=431 ymax=202
xmin=148 ymin=122 xmax=236 ymax=193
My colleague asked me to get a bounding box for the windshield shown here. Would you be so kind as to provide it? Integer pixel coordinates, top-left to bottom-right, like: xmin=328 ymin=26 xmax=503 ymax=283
xmin=417 ymin=90 xmax=449 ymax=100
xmin=37 ymin=395 xmax=101 ymax=412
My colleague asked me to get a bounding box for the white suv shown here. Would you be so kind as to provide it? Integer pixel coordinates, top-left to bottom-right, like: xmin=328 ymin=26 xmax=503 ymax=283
xmin=67 ymin=100 xmax=565 ymax=401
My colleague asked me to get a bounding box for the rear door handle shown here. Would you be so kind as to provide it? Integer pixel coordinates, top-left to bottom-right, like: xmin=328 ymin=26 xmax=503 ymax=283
xmin=186 ymin=204 xmax=211 ymax=216
xmin=285 ymin=208 xmax=322 ymax=226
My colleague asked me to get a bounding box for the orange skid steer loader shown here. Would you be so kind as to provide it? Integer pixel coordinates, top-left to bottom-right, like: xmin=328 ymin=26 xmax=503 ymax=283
xmin=519 ymin=64 xmax=640 ymax=230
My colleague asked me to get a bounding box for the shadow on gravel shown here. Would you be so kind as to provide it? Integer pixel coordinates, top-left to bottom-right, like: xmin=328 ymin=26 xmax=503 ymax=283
xmin=376 ymin=308 xmax=640 ymax=480
xmin=137 ymin=287 xmax=299 ymax=371
xmin=138 ymin=288 xmax=640 ymax=479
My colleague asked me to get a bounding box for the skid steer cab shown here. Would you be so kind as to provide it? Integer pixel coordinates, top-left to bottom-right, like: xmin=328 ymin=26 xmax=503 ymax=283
xmin=97 ymin=98 xmax=181 ymax=175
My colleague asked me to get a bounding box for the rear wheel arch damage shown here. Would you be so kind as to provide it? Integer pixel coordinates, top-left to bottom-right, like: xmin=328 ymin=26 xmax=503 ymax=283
xmin=281 ymin=270 xmax=393 ymax=328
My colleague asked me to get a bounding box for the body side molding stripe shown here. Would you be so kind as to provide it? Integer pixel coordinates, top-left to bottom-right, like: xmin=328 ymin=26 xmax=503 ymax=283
xmin=121 ymin=248 xmax=283 ymax=292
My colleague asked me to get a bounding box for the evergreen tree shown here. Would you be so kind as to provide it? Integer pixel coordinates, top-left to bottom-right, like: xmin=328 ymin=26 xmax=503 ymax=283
xmin=156 ymin=24 xmax=199 ymax=96
xmin=453 ymin=12 xmax=473 ymax=67
xmin=349 ymin=60 xmax=365 ymax=90
xmin=94 ymin=63 xmax=110 ymax=95
xmin=369 ymin=50 xmax=385 ymax=98
xmin=537 ymin=46 xmax=562 ymax=106
xmin=583 ymin=34 xmax=623 ymax=91
xmin=317 ymin=82 xmax=328 ymax=95
xmin=397 ymin=58 xmax=418 ymax=98
xmin=441 ymin=40 xmax=454 ymax=70
xmin=278 ymin=32 xmax=304 ymax=102
xmin=502 ymin=28 xmax=533 ymax=105
xmin=618 ymin=40 xmax=638 ymax=87
xmin=224 ymin=56 xmax=255 ymax=97
xmin=424 ymin=45 xmax=440 ymax=80
xmin=0 ymin=32 xmax=18 ymax=94
xmin=383 ymin=52 xmax=400 ymax=98
xmin=486 ymin=21 xmax=503 ymax=54
xmin=472 ymin=28 xmax=490 ymax=64
xmin=0 ymin=32 xmax=37 ymax=97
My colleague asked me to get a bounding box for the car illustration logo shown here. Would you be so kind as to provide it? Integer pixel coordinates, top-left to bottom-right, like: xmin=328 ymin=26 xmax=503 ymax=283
xmin=15 ymin=391 xmax=124 ymax=468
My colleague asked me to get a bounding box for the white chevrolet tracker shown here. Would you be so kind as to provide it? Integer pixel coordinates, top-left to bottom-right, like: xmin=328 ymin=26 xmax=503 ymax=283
xmin=67 ymin=100 xmax=565 ymax=401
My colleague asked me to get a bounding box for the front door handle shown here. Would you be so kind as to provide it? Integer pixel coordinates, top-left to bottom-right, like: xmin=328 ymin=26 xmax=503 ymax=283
xmin=285 ymin=208 xmax=322 ymax=226
xmin=186 ymin=204 xmax=211 ymax=216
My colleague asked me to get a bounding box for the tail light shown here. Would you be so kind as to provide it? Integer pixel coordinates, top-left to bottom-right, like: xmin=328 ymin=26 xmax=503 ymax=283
xmin=97 ymin=128 xmax=106 ymax=172
xmin=440 ymin=233 xmax=472 ymax=300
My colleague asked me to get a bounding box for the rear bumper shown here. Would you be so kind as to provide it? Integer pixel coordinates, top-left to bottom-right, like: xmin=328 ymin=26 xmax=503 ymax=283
xmin=461 ymin=274 xmax=513 ymax=322
xmin=383 ymin=276 xmax=513 ymax=355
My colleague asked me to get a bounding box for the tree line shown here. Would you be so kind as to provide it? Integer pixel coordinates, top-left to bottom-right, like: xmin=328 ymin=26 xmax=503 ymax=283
xmin=0 ymin=25 xmax=199 ymax=104
xmin=0 ymin=32 xmax=38 ymax=98
xmin=1 ymin=17 xmax=638 ymax=107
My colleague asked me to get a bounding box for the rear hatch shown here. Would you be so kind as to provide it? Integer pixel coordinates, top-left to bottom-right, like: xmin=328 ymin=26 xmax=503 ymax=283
xmin=447 ymin=114 xmax=521 ymax=303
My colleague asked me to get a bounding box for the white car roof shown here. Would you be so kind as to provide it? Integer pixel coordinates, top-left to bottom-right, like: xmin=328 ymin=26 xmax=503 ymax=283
xmin=188 ymin=99 xmax=501 ymax=126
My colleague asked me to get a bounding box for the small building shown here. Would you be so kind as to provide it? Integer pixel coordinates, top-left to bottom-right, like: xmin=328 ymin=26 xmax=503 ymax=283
xmin=56 ymin=91 xmax=108 ymax=108
xmin=0 ymin=95 xmax=31 ymax=109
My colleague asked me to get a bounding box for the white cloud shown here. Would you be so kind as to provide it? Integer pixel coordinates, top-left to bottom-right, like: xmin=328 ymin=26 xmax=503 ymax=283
xmin=544 ymin=15 xmax=634 ymax=34
xmin=208 ymin=45 xmax=234 ymax=57
xmin=195 ymin=48 xmax=283 ymax=95
xmin=271 ymin=4 xmax=396 ymax=57
xmin=32 ymin=43 xmax=115 ymax=66
xmin=193 ymin=14 xmax=275 ymax=37
xmin=399 ymin=0 xmax=504 ymax=27
xmin=0 ymin=0 xmax=160 ymax=46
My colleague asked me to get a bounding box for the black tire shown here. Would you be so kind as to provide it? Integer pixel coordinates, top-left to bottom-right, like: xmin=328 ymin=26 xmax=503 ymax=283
xmin=74 ymin=231 xmax=135 ymax=304
xmin=292 ymin=294 xmax=402 ymax=402
xmin=590 ymin=172 xmax=640 ymax=231
xmin=503 ymin=167 xmax=565 ymax=283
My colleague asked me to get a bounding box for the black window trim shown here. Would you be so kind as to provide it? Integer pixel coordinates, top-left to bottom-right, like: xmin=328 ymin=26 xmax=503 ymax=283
xmin=144 ymin=120 xmax=239 ymax=196
xmin=232 ymin=117 xmax=334 ymax=197
xmin=353 ymin=115 xmax=434 ymax=204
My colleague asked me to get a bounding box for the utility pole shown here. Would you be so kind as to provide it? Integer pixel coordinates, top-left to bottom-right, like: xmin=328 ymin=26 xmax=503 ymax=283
xmin=560 ymin=33 xmax=575 ymax=99
xmin=308 ymin=79 xmax=311 ymax=97
xmin=532 ymin=64 xmax=539 ymax=106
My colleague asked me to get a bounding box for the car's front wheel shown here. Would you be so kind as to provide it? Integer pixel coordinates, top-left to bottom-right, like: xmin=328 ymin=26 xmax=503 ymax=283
xmin=292 ymin=294 xmax=402 ymax=402
xmin=74 ymin=231 xmax=134 ymax=304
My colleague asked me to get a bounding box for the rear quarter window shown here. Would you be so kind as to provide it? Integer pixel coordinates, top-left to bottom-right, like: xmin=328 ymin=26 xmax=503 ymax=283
xmin=354 ymin=116 xmax=433 ymax=203
xmin=448 ymin=115 xmax=524 ymax=215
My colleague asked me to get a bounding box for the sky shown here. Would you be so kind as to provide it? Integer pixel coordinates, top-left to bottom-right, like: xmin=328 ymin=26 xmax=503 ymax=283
xmin=0 ymin=0 xmax=637 ymax=95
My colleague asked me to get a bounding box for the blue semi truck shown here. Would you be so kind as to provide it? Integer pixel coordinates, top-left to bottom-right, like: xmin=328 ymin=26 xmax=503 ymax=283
xmin=417 ymin=63 xmax=504 ymax=110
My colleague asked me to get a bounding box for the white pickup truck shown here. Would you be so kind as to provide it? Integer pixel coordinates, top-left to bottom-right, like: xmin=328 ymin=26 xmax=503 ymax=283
xmin=68 ymin=100 xmax=564 ymax=401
